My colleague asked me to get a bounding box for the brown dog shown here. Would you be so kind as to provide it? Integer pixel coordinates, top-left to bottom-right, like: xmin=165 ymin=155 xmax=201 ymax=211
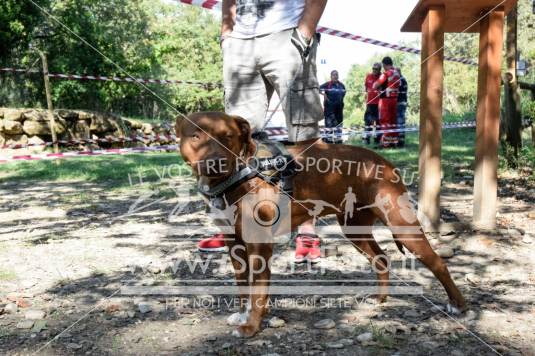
xmin=176 ymin=112 xmax=465 ymax=337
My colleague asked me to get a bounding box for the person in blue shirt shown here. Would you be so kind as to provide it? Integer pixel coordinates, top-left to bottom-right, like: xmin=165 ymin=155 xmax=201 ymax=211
xmin=320 ymin=70 xmax=346 ymax=143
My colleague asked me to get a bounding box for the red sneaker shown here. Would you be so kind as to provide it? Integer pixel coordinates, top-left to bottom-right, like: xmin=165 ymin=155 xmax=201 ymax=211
xmin=197 ymin=234 xmax=228 ymax=252
xmin=295 ymin=234 xmax=321 ymax=263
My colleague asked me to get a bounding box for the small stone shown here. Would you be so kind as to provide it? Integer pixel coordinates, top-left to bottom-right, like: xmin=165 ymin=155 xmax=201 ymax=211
xmin=221 ymin=342 xmax=232 ymax=349
xmin=127 ymin=310 xmax=136 ymax=318
xmin=436 ymin=246 xmax=455 ymax=258
xmin=67 ymin=343 xmax=83 ymax=350
xmin=268 ymin=316 xmax=286 ymax=328
xmin=138 ymin=302 xmax=152 ymax=314
xmin=451 ymin=350 xmax=464 ymax=356
xmin=464 ymin=310 xmax=477 ymax=321
xmin=528 ymin=211 xmax=535 ymax=220
xmin=4 ymin=303 xmax=18 ymax=314
xmin=522 ymin=236 xmax=533 ymax=244
xmin=25 ymin=309 xmax=46 ymax=320
xmin=17 ymin=320 xmax=35 ymax=329
xmin=403 ymin=309 xmax=419 ymax=318
xmin=465 ymin=273 xmax=481 ymax=285
xmin=422 ymin=341 xmax=439 ymax=349
xmin=356 ymin=332 xmax=373 ymax=343
xmin=207 ymin=336 xmax=217 ymax=342
xmin=31 ymin=320 xmax=47 ymax=333
xmin=246 ymin=339 xmax=269 ymax=346
xmin=314 ymin=318 xmax=336 ymax=329
xmin=326 ymin=342 xmax=345 ymax=349
xmin=105 ymin=303 xmax=121 ymax=314
xmin=340 ymin=312 xmax=357 ymax=322
xmin=148 ymin=265 xmax=161 ymax=274
xmin=338 ymin=338 xmax=354 ymax=346
xmin=58 ymin=332 xmax=72 ymax=339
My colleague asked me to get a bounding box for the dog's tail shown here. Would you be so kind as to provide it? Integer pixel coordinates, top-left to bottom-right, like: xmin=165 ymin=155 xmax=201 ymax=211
xmin=394 ymin=240 xmax=405 ymax=254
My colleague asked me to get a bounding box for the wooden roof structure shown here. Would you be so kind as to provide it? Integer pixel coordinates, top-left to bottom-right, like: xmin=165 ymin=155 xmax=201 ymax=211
xmin=402 ymin=0 xmax=517 ymax=33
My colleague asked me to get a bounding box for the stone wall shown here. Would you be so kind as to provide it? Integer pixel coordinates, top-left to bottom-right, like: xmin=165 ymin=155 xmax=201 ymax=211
xmin=0 ymin=108 xmax=175 ymax=152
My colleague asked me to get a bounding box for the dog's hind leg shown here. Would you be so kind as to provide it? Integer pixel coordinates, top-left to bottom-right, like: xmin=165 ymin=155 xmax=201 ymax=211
xmin=337 ymin=210 xmax=390 ymax=303
xmin=374 ymin=206 xmax=466 ymax=312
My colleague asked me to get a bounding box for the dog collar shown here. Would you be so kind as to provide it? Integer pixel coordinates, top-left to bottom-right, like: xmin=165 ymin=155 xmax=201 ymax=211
xmin=198 ymin=166 xmax=258 ymax=199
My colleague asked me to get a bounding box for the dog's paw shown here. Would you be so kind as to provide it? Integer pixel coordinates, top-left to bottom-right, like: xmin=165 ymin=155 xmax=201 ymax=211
xmin=232 ymin=325 xmax=259 ymax=338
xmin=446 ymin=303 xmax=462 ymax=316
xmin=227 ymin=311 xmax=248 ymax=326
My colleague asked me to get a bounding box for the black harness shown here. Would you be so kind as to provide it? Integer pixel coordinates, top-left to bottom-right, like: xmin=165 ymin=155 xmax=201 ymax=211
xmin=197 ymin=139 xmax=296 ymax=203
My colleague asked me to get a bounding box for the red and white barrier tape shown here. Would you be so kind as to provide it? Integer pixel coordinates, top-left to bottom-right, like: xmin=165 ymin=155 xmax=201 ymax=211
xmin=0 ymin=122 xmax=477 ymax=164
xmin=0 ymin=145 xmax=178 ymax=164
xmin=0 ymin=67 xmax=221 ymax=88
xmin=1 ymin=133 xmax=177 ymax=150
xmin=2 ymin=121 xmax=475 ymax=150
xmin=177 ymin=0 xmax=477 ymax=66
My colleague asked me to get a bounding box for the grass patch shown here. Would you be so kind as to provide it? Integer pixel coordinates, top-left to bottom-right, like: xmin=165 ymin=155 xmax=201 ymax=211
xmin=0 ymin=152 xmax=187 ymax=190
xmin=348 ymin=127 xmax=477 ymax=182
xmin=0 ymin=126 xmax=531 ymax=189
xmin=0 ymin=269 xmax=17 ymax=281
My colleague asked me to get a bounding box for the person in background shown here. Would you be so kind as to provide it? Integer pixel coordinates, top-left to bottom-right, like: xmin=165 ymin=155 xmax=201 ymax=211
xmin=363 ymin=63 xmax=382 ymax=145
xmin=198 ymin=0 xmax=328 ymax=264
xmin=320 ymin=70 xmax=346 ymax=143
xmin=397 ymin=68 xmax=408 ymax=148
xmin=373 ymin=56 xmax=400 ymax=148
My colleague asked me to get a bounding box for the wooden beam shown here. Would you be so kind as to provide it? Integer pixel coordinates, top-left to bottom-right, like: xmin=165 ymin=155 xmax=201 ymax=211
xmin=473 ymin=10 xmax=505 ymax=229
xmin=418 ymin=6 xmax=445 ymax=231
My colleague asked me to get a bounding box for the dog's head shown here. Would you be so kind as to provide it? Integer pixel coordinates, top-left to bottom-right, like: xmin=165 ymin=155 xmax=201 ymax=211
xmin=176 ymin=112 xmax=256 ymax=178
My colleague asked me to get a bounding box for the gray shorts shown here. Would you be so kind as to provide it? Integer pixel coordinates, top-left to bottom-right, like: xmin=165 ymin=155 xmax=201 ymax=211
xmin=223 ymin=28 xmax=323 ymax=142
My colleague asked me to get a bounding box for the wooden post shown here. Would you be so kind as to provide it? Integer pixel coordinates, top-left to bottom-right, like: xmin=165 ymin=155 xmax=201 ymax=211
xmin=504 ymin=5 xmax=522 ymax=161
xmin=418 ymin=6 xmax=445 ymax=231
xmin=473 ymin=10 xmax=505 ymax=229
xmin=37 ymin=50 xmax=59 ymax=154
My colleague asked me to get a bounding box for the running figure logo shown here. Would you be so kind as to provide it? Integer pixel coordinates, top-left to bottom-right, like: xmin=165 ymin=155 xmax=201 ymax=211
xmin=340 ymin=187 xmax=358 ymax=226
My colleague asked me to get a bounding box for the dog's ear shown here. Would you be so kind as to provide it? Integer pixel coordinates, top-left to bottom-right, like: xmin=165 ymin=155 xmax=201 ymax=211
xmin=231 ymin=115 xmax=256 ymax=158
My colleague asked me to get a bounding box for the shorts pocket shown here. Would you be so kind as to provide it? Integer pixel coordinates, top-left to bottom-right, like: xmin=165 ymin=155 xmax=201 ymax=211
xmin=288 ymin=84 xmax=323 ymax=125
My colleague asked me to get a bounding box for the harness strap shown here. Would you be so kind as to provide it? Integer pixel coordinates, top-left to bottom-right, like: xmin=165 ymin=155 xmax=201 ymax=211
xmin=198 ymin=166 xmax=257 ymax=199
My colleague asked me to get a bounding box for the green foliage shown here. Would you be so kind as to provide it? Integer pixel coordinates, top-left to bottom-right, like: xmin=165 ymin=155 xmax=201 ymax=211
xmin=0 ymin=1 xmax=222 ymax=121
xmin=0 ymin=0 xmax=49 ymax=64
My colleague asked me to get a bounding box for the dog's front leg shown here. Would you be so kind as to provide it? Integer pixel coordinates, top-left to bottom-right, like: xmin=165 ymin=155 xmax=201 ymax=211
xmin=225 ymin=236 xmax=251 ymax=326
xmin=232 ymin=242 xmax=273 ymax=338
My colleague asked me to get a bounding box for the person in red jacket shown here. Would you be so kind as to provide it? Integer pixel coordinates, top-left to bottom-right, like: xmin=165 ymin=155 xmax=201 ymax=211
xmin=363 ymin=63 xmax=382 ymax=145
xmin=373 ymin=56 xmax=400 ymax=148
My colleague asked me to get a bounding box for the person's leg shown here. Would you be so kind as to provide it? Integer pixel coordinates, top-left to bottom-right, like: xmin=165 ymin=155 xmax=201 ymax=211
xmin=223 ymin=36 xmax=269 ymax=133
xmin=364 ymin=105 xmax=373 ymax=144
xmin=371 ymin=104 xmax=381 ymax=145
xmin=199 ymin=37 xmax=269 ymax=252
xmin=259 ymin=29 xmax=323 ymax=261
xmin=397 ymin=103 xmax=407 ymax=148
xmin=335 ymin=106 xmax=344 ymax=143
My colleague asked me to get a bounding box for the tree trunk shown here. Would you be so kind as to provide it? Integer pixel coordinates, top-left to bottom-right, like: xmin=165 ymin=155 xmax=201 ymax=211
xmin=504 ymin=5 xmax=522 ymax=164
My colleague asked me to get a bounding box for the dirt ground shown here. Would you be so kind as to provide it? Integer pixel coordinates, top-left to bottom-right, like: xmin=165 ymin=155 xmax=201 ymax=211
xmin=0 ymin=173 xmax=534 ymax=356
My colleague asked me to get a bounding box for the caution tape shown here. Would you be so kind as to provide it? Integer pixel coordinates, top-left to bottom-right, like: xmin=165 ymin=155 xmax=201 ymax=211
xmin=0 ymin=145 xmax=178 ymax=164
xmin=1 ymin=133 xmax=178 ymax=150
xmin=2 ymin=121 xmax=477 ymax=150
xmin=176 ymin=0 xmax=477 ymax=66
xmin=0 ymin=122 xmax=477 ymax=164
xmin=0 ymin=67 xmax=222 ymax=88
